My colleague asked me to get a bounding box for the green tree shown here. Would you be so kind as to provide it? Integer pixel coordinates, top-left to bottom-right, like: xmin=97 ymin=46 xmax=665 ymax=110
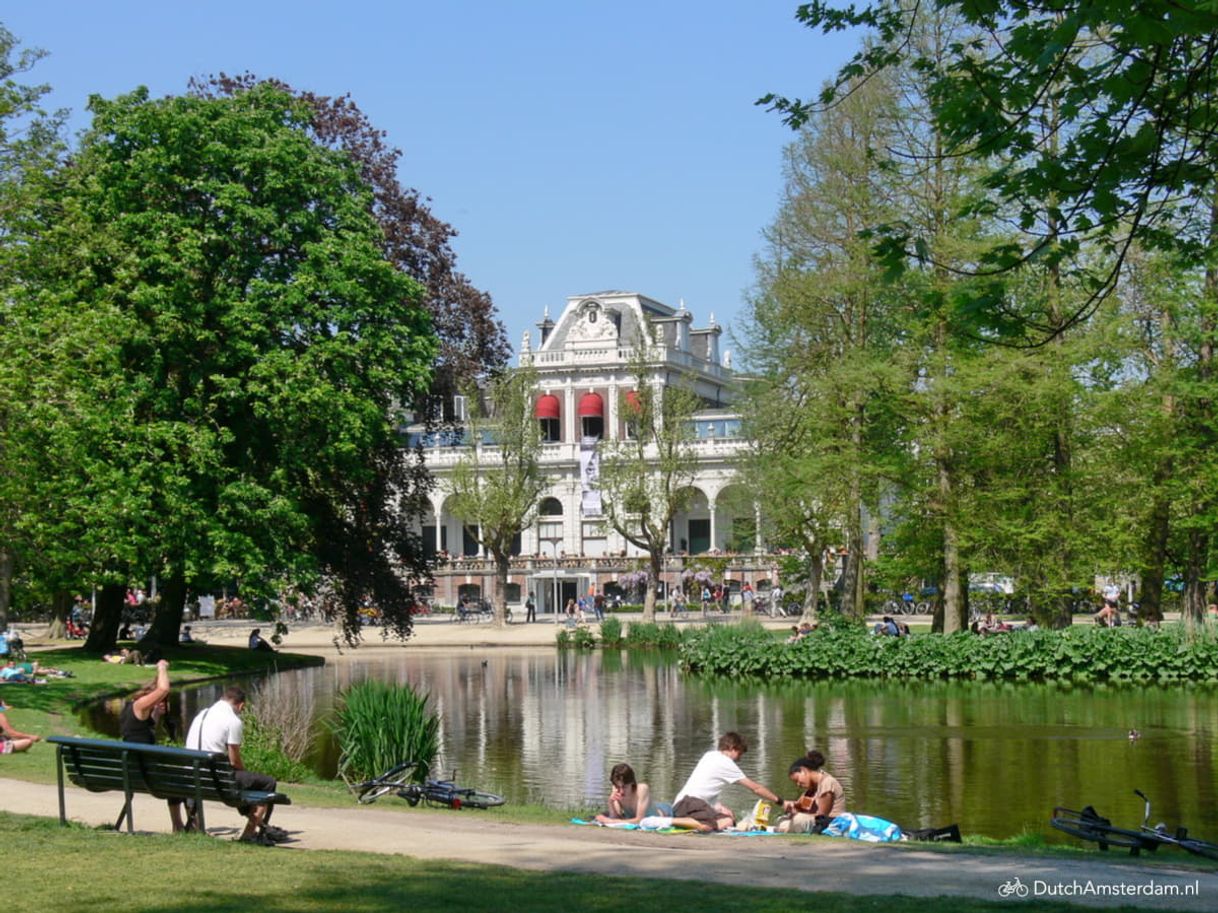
xmin=11 ymin=85 xmax=437 ymax=650
xmin=740 ymin=73 xmax=903 ymax=619
xmin=446 ymin=367 xmax=546 ymax=626
xmin=0 ymin=24 xmax=64 ymax=632
xmin=598 ymin=352 xmax=700 ymax=623
xmin=765 ymin=2 xmax=1218 ymax=330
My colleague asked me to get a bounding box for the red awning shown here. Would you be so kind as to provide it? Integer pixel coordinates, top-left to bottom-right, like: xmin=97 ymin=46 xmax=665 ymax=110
xmin=578 ymin=392 xmax=604 ymax=417
xmin=535 ymin=394 xmax=560 ymax=419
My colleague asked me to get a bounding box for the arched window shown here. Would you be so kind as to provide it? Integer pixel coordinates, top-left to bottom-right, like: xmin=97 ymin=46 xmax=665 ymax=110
xmin=539 ymin=497 xmax=563 ymax=517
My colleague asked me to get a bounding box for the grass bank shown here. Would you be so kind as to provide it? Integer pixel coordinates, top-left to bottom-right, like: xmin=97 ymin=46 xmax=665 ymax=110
xmin=4 ymin=811 xmax=1125 ymax=913
xmin=1 ymin=642 xmax=322 ymax=783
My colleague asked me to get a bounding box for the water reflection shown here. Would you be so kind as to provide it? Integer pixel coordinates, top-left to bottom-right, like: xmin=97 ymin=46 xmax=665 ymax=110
xmin=90 ymin=650 xmax=1218 ymax=840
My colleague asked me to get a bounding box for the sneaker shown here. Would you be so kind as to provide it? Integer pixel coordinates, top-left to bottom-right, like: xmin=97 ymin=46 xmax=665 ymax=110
xmin=262 ymin=825 xmax=290 ymax=843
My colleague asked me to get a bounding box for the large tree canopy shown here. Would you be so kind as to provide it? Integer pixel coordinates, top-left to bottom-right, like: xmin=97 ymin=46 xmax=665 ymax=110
xmin=192 ymin=73 xmax=509 ymax=390
xmin=8 ymin=84 xmax=438 ymax=648
xmin=763 ymin=1 xmax=1218 ymax=336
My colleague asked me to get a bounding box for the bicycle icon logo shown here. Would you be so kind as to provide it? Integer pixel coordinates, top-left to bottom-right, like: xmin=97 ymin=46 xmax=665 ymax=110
xmin=998 ymin=877 xmax=1030 ymax=898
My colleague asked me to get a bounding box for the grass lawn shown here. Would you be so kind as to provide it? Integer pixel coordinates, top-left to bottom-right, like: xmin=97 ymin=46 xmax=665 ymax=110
xmin=5 ymin=811 xmax=1133 ymax=913
xmin=1 ymin=642 xmax=322 ymax=783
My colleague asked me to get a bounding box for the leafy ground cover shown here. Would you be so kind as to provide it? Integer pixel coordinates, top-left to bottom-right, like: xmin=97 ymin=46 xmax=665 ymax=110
xmin=679 ymin=621 xmax=1218 ymax=683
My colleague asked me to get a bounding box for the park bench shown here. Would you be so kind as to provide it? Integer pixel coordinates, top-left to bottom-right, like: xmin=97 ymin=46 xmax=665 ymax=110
xmin=46 ymin=735 xmax=291 ymax=835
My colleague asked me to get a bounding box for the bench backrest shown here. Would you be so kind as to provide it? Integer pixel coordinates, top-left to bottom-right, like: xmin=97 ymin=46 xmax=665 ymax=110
xmin=47 ymin=736 xmax=242 ymax=804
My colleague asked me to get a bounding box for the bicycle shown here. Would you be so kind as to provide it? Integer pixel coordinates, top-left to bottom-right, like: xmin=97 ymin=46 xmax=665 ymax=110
xmin=1051 ymin=790 xmax=1218 ymax=860
xmin=354 ymin=761 xmax=506 ymax=810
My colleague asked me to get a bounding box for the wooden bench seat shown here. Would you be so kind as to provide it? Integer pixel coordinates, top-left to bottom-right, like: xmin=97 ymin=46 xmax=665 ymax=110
xmin=47 ymin=735 xmax=290 ymax=834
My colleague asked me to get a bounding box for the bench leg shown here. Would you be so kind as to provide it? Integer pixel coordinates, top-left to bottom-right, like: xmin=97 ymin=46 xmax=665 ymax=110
xmin=55 ymin=745 xmax=67 ymax=826
xmin=115 ymin=799 xmax=133 ymax=833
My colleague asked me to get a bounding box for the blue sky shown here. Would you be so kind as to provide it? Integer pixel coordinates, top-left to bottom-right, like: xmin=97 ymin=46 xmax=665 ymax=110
xmin=7 ymin=2 xmax=850 ymax=360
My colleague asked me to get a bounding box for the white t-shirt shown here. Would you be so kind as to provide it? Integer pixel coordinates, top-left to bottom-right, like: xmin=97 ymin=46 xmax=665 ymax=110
xmin=186 ymin=699 xmax=243 ymax=754
xmin=674 ymin=750 xmax=745 ymax=806
xmin=1103 ymin=583 xmax=1121 ymax=600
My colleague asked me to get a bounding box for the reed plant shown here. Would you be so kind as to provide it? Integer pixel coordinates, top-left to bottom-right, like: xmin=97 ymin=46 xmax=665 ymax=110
xmin=331 ymin=680 xmax=440 ymax=784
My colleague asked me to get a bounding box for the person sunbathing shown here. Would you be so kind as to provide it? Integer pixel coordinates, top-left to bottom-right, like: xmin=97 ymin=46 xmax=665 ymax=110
xmin=594 ymin=763 xmax=657 ymax=825
xmin=0 ymin=702 xmax=39 ymax=753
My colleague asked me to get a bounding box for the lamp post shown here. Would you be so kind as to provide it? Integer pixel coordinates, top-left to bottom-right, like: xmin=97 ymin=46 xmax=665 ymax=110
xmin=538 ymin=519 xmax=563 ymax=624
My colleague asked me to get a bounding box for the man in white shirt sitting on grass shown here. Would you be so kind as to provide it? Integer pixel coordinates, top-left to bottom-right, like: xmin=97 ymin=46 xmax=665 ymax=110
xmin=672 ymin=731 xmax=783 ymax=831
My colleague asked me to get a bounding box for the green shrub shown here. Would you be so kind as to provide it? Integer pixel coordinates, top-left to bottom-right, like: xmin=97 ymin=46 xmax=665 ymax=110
xmin=240 ymin=716 xmax=312 ymax=783
xmin=625 ymin=621 xmax=686 ymax=649
xmin=678 ymin=622 xmax=1218 ymax=683
xmin=555 ymin=628 xmax=572 ymax=648
xmin=331 ymin=680 xmax=439 ymax=784
xmin=571 ymin=625 xmax=598 ymax=649
xmin=599 ymin=615 xmax=624 ymax=648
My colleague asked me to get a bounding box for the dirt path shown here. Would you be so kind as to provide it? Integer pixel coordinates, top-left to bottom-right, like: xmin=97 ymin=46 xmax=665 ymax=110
xmin=1 ymin=778 xmax=1209 ymax=909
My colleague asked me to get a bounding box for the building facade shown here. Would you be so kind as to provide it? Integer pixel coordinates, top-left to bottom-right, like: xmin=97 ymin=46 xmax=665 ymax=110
xmin=413 ymin=292 xmax=779 ymax=615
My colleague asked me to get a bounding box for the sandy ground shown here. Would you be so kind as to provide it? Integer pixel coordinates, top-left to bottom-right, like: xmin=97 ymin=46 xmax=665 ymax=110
xmin=2 ymin=776 xmax=1210 ymax=909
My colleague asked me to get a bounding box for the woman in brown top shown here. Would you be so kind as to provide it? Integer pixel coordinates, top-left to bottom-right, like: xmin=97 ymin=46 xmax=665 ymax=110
xmin=776 ymin=750 xmax=846 ymax=833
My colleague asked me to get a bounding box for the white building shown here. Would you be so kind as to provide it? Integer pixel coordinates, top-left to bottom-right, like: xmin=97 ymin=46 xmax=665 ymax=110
xmin=412 ymin=292 xmax=776 ymax=614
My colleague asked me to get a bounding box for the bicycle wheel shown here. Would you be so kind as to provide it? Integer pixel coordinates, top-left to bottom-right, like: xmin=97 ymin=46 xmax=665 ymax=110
xmin=357 ymin=779 xmax=407 ymax=804
xmin=914 ymin=601 xmax=931 ymax=615
xmin=1178 ymin=837 xmax=1218 ymax=861
xmin=457 ymin=789 xmax=506 ymax=809
xmin=882 ymin=599 xmax=901 ymax=615
xmin=1051 ymin=810 xmax=1155 ymax=854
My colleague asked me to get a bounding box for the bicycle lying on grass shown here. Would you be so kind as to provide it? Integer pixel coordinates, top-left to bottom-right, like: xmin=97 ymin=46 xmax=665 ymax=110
xmin=1051 ymin=789 xmax=1218 ymax=860
xmin=354 ymin=761 xmax=506 ymax=810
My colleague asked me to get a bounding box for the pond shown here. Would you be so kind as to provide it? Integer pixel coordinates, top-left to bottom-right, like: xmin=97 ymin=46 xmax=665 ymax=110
xmin=91 ymin=649 xmax=1218 ymax=841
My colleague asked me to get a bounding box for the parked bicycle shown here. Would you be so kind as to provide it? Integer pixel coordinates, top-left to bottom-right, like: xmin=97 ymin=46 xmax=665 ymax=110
xmin=1051 ymin=790 xmax=1218 ymax=860
xmin=354 ymin=761 xmax=506 ymax=810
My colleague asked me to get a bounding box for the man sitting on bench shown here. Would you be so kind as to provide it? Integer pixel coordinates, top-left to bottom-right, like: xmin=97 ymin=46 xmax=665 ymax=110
xmin=185 ymin=686 xmax=285 ymax=845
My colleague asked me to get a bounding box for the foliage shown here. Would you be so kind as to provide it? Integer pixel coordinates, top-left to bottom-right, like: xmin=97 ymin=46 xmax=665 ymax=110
xmin=598 ymin=352 xmax=701 ymax=622
xmin=4 ymin=83 xmax=438 ymax=650
xmin=331 ymin=680 xmax=439 ymax=784
xmin=238 ymin=715 xmax=312 ymax=784
xmin=764 ymin=2 xmax=1218 ymax=334
xmin=680 ymin=623 xmax=1218 ymax=684
xmin=0 ymin=24 xmax=65 ymax=632
xmin=624 ymin=622 xmax=687 ymax=650
xmin=191 ymin=73 xmax=508 ymax=387
xmin=446 ymin=366 xmax=546 ymax=625
xmin=598 ymin=614 xmax=624 ymax=648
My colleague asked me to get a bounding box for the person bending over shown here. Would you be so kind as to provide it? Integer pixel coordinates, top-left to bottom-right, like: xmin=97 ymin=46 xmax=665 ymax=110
xmin=776 ymin=750 xmax=846 ymax=834
xmin=671 ymin=732 xmax=782 ymax=832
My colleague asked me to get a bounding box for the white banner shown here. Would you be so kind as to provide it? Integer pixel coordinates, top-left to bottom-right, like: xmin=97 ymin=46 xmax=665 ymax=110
xmin=580 ymin=435 xmax=602 ymax=516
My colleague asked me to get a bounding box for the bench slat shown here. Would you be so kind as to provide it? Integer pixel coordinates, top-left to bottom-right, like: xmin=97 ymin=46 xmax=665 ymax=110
xmin=47 ymin=736 xmax=291 ymax=834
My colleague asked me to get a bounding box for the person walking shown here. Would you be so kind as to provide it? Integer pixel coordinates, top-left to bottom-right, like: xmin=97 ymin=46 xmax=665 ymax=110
xmin=525 ymin=593 xmax=536 ymax=623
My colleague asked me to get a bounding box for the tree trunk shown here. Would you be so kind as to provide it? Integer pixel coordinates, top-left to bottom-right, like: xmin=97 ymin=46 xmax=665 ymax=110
xmin=47 ymin=590 xmax=72 ymax=639
xmin=939 ymin=463 xmax=965 ymax=633
xmin=803 ymin=549 xmax=823 ymax=620
xmin=1139 ymin=486 xmax=1170 ymax=625
xmin=83 ymin=582 xmax=125 ymax=654
xmin=642 ymin=550 xmax=661 ymax=623
xmin=492 ymin=552 xmax=510 ymax=627
xmin=141 ymin=570 xmax=187 ymax=646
